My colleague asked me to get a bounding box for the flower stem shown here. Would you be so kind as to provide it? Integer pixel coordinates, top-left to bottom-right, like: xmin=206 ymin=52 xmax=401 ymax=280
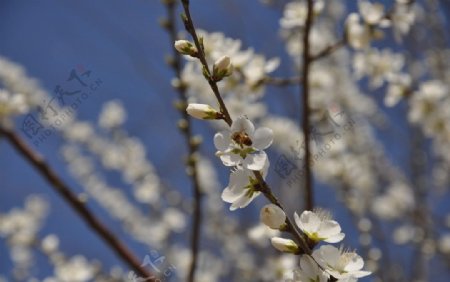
xmin=178 ymin=0 xmax=315 ymax=256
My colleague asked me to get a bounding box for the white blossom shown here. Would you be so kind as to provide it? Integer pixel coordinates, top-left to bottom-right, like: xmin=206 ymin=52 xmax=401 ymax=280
xmin=392 ymin=3 xmax=415 ymax=38
xmin=221 ymin=162 xmax=268 ymax=210
xmin=55 ymin=256 xmax=96 ymax=281
xmin=358 ymin=0 xmax=385 ymax=26
xmin=41 ymin=234 xmax=59 ymax=254
xmin=313 ymin=245 xmax=371 ymax=280
xmin=98 ymin=100 xmax=126 ymax=129
xmin=270 ymin=237 xmax=299 ymax=253
xmin=408 ymin=80 xmax=447 ymax=123
xmin=214 ymin=116 xmax=273 ymax=171
xmin=384 ymin=73 xmax=411 ymax=107
xmin=186 ymin=103 xmax=221 ymax=120
xmin=0 ymin=89 xmax=29 ymax=121
xmin=213 ymin=55 xmax=233 ymax=80
xmin=353 ymin=48 xmax=404 ymax=88
xmin=345 ymin=13 xmax=371 ymax=50
xmin=280 ymin=0 xmax=324 ymax=29
xmin=260 ymin=204 xmax=286 ymax=230
xmin=174 ymin=40 xmax=198 ymax=56
xmin=295 ymin=210 xmax=345 ymax=243
xmin=290 ymin=255 xmax=328 ymax=282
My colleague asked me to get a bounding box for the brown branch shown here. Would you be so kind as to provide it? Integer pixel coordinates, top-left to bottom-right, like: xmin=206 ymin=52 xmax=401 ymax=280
xmin=253 ymin=171 xmax=312 ymax=254
xmin=180 ymin=0 xmax=232 ymax=126
xmin=179 ymin=0 xmax=313 ymax=256
xmin=301 ymin=0 xmax=314 ymax=211
xmin=0 ymin=126 xmax=155 ymax=280
xmin=311 ymin=38 xmax=346 ymax=62
xmin=161 ymin=1 xmax=204 ymax=282
xmin=261 ymin=76 xmax=302 ymax=87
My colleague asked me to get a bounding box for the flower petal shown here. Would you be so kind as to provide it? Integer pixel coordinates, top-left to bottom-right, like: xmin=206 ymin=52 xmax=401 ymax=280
xmin=296 ymin=210 xmax=321 ymax=233
xmin=244 ymin=151 xmax=268 ymax=171
xmin=252 ymin=127 xmax=274 ymax=150
xmin=312 ymin=245 xmax=341 ymax=269
xmin=343 ymin=254 xmax=364 ymax=272
xmin=299 ymin=255 xmax=320 ymax=278
xmin=231 ymin=117 xmax=255 ymax=137
xmin=230 ymin=192 xmax=260 ymax=210
xmin=228 ymin=168 xmax=251 ymax=190
xmin=214 ymin=131 xmax=231 ymax=151
xmin=317 ymin=220 xmax=342 ymax=238
xmin=220 ymin=153 xmax=241 ymax=167
xmin=323 ymin=232 xmax=345 ymax=243
xmin=221 ymin=187 xmax=242 ymax=203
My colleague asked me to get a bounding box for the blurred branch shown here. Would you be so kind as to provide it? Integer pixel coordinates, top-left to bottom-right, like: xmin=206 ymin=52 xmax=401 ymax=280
xmin=261 ymin=76 xmax=302 ymax=87
xmin=161 ymin=1 xmax=204 ymax=282
xmin=0 ymin=126 xmax=155 ymax=280
xmin=311 ymin=38 xmax=346 ymax=62
xmin=301 ymin=0 xmax=314 ymax=211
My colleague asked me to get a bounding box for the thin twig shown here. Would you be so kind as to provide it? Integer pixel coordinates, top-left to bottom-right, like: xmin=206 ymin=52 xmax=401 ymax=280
xmin=261 ymin=76 xmax=302 ymax=87
xmin=301 ymin=0 xmax=314 ymax=211
xmin=161 ymin=1 xmax=204 ymax=282
xmin=179 ymin=0 xmax=312 ymax=255
xmin=311 ymin=38 xmax=346 ymax=62
xmin=180 ymin=0 xmax=232 ymax=126
xmin=0 ymin=126 xmax=154 ymax=280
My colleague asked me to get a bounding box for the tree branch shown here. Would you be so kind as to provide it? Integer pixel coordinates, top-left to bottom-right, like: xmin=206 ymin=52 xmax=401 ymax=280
xmin=261 ymin=76 xmax=302 ymax=87
xmin=0 ymin=126 xmax=154 ymax=280
xmin=180 ymin=0 xmax=232 ymax=126
xmin=161 ymin=1 xmax=204 ymax=282
xmin=301 ymin=0 xmax=314 ymax=211
xmin=311 ymin=38 xmax=346 ymax=62
xmin=179 ymin=0 xmax=313 ymax=256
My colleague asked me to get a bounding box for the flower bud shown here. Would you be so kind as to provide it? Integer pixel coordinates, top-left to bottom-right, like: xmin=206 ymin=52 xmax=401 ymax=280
xmin=186 ymin=103 xmax=221 ymax=120
xmin=212 ymin=56 xmax=233 ymax=81
xmin=260 ymin=204 xmax=286 ymax=230
xmin=271 ymin=237 xmax=300 ymax=253
xmin=174 ymin=40 xmax=198 ymax=57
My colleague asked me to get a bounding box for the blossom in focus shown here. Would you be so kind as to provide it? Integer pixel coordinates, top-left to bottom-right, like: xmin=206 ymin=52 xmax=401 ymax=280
xmin=221 ymin=161 xmax=268 ymax=210
xmin=174 ymin=40 xmax=198 ymax=56
xmin=289 ymin=255 xmax=328 ymax=282
xmin=295 ymin=210 xmax=345 ymax=243
xmin=213 ymin=55 xmax=233 ymax=80
xmin=270 ymin=237 xmax=300 ymax=253
xmin=186 ymin=103 xmax=221 ymax=120
xmin=260 ymin=204 xmax=286 ymax=230
xmin=214 ymin=116 xmax=273 ymax=171
xmin=312 ymin=245 xmax=371 ymax=280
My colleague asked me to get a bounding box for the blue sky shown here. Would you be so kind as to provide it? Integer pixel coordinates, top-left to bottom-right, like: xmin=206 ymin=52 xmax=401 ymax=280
xmin=0 ymin=1 xmax=449 ymax=281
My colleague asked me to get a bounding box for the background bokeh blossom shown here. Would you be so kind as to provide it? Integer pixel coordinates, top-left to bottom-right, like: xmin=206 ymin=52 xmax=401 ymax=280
xmin=0 ymin=0 xmax=449 ymax=281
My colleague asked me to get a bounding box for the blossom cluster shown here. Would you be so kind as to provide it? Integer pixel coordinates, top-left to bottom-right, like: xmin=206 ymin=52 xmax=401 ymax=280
xmin=266 ymin=207 xmax=370 ymax=281
xmin=1 ymin=0 xmax=449 ymax=281
xmin=177 ymin=32 xmax=370 ymax=280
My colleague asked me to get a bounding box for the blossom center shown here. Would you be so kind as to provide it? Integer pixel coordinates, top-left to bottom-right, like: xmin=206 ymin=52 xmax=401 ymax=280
xmin=231 ymin=131 xmax=253 ymax=147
